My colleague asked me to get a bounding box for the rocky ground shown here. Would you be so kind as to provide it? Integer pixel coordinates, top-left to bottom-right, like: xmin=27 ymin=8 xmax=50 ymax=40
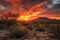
xmin=0 ymin=22 xmax=59 ymax=40
xmin=0 ymin=29 xmax=57 ymax=40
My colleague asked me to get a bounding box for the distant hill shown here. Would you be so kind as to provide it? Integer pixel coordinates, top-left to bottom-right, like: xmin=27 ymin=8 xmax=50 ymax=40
xmin=30 ymin=17 xmax=60 ymax=24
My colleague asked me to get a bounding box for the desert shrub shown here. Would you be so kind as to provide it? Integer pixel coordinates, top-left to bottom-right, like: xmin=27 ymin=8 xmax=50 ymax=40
xmin=9 ymin=29 xmax=28 ymax=38
xmin=0 ymin=19 xmax=18 ymax=30
xmin=0 ymin=25 xmax=7 ymax=30
xmin=9 ymin=24 xmax=29 ymax=38
xmin=47 ymin=24 xmax=60 ymax=39
xmin=3 ymin=20 xmax=17 ymax=26
xmin=35 ymin=28 xmax=45 ymax=32
xmin=52 ymin=26 xmax=60 ymax=39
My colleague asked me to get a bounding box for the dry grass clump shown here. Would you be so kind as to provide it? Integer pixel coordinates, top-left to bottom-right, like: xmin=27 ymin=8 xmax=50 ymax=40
xmin=9 ymin=23 xmax=29 ymax=38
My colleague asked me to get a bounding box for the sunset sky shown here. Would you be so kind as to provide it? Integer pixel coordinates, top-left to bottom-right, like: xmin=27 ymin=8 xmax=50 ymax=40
xmin=0 ymin=0 xmax=60 ymax=20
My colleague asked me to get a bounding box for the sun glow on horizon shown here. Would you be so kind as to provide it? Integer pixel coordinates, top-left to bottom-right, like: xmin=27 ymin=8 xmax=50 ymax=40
xmin=17 ymin=12 xmax=41 ymax=21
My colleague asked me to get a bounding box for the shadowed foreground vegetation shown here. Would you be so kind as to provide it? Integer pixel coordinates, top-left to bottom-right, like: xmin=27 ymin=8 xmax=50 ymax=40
xmin=0 ymin=18 xmax=60 ymax=40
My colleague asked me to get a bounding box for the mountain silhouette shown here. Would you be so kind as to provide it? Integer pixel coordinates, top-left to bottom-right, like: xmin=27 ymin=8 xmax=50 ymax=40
xmin=30 ymin=17 xmax=60 ymax=24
